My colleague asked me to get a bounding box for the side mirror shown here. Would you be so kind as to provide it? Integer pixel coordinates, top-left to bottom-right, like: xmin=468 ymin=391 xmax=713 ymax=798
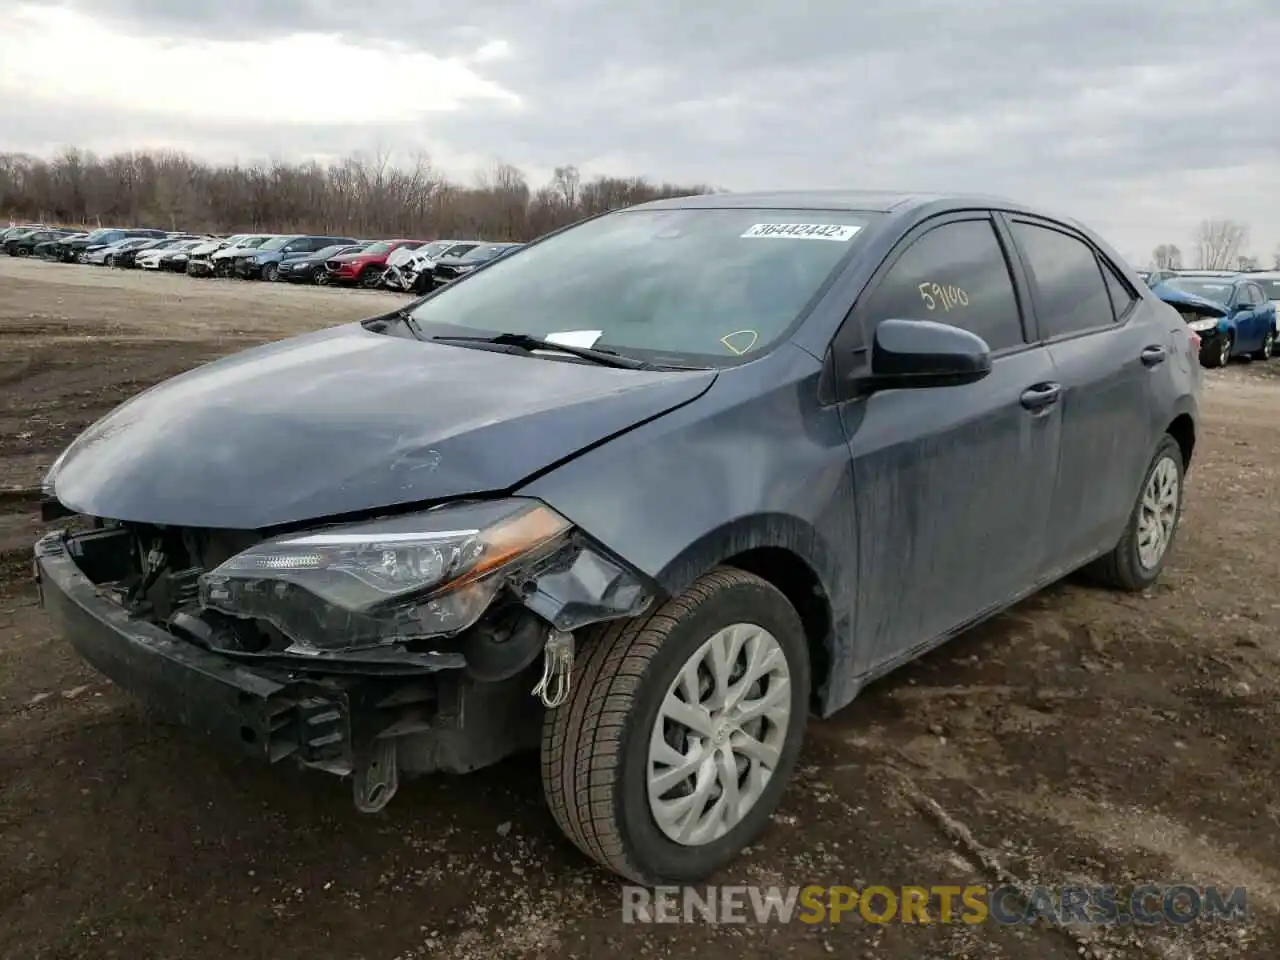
xmin=863 ymin=318 xmax=993 ymax=392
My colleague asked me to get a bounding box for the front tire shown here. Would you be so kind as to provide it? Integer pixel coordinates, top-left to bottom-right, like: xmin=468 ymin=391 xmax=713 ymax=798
xmin=540 ymin=567 xmax=809 ymax=884
xmin=262 ymin=263 xmax=278 ymax=282
xmin=359 ymin=266 xmax=384 ymax=288
xmin=1089 ymin=435 xmax=1185 ymax=592
xmin=1202 ymin=332 xmax=1232 ymax=368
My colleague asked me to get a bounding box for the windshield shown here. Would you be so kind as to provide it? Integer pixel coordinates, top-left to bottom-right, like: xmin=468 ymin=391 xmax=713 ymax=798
xmin=361 ymin=241 xmax=394 ymax=255
xmin=258 ymin=236 xmax=292 ymax=251
xmin=1164 ymin=277 xmax=1235 ymax=305
xmin=417 ymin=241 xmax=452 ymax=259
xmin=408 ymin=208 xmax=876 ymax=364
xmin=441 ymin=243 xmax=479 ymax=258
xmin=463 ymin=244 xmax=510 ymax=262
xmin=238 ymin=236 xmax=269 ymax=249
xmin=313 ymin=244 xmax=350 ymax=259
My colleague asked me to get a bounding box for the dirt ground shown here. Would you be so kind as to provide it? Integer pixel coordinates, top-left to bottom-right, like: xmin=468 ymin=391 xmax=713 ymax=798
xmin=1 ymin=256 xmax=1278 ymax=960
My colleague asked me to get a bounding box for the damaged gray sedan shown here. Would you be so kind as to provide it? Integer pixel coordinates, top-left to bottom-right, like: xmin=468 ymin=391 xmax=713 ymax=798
xmin=34 ymin=190 xmax=1201 ymax=884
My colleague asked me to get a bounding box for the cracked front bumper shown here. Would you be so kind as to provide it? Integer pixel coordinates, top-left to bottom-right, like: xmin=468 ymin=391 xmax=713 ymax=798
xmin=31 ymin=531 xmax=451 ymax=772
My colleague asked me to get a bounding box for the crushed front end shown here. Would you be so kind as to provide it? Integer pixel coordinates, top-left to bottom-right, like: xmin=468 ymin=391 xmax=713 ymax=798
xmin=33 ymin=498 xmax=655 ymax=812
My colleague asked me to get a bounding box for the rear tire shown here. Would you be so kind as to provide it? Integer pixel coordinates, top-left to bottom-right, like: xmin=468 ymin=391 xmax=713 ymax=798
xmin=540 ymin=567 xmax=809 ymax=884
xmin=1252 ymin=328 xmax=1275 ymax=361
xmin=1088 ymin=435 xmax=1184 ymax=592
xmin=263 ymin=263 xmax=279 ymax=282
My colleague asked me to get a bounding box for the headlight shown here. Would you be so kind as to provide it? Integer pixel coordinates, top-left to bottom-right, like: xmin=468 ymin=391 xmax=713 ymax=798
xmin=199 ymin=498 xmax=572 ymax=652
xmin=173 ymin=254 xmax=188 ymax=261
xmin=1186 ymin=317 xmax=1219 ymax=333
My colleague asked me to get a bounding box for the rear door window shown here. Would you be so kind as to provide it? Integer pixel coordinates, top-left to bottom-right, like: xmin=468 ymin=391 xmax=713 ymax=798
xmin=1011 ymin=221 xmax=1114 ymax=339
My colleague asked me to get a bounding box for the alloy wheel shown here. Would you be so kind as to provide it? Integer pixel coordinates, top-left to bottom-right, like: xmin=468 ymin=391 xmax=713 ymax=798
xmin=647 ymin=622 xmax=791 ymax=846
xmin=1136 ymin=456 xmax=1179 ymax=570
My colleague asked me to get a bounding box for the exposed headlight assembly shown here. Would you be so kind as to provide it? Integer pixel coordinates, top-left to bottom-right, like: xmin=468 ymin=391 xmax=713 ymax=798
xmin=199 ymin=498 xmax=585 ymax=653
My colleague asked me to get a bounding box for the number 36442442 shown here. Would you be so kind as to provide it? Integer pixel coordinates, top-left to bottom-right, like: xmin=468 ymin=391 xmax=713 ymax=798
xmin=918 ymin=282 xmax=969 ymax=312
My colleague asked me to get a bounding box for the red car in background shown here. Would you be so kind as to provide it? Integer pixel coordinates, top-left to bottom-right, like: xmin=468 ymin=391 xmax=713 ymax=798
xmin=323 ymin=239 xmax=430 ymax=287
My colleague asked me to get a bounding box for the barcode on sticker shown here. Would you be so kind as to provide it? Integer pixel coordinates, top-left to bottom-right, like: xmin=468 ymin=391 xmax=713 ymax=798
xmin=741 ymin=223 xmax=861 ymax=241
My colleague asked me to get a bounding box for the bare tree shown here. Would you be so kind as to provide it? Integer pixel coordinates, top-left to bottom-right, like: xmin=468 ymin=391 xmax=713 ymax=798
xmin=1152 ymin=244 xmax=1182 ymax=270
xmin=0 ymin=147 xmax=714 ymax=241
xmin=1194 ymin=219 xmax=1249 ymax=270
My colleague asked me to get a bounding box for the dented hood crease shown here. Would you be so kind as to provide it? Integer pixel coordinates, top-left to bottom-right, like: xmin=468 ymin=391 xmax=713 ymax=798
xmin=50 ymin=323 xmax=716 ymax=529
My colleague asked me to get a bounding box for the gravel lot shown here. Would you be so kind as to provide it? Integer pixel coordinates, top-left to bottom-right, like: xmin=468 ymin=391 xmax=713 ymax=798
xmin=1 ymin=256 xmax=1278 ymax=960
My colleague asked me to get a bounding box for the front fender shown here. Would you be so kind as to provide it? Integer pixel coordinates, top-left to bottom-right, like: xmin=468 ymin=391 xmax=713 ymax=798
xmin=519 ymin=343 xmax=861 ymax=713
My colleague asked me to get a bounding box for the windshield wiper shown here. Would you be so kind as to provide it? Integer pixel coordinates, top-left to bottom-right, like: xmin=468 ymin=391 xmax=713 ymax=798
xmin=430 ymin=332 xmax=655 ymax=370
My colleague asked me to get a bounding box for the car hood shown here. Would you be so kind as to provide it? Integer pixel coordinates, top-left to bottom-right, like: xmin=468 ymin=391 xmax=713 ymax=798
xmin=1152 ymin=283 xmax=1229 ymax=319
xmin=50 ymin=323 xmax=717 ymax=529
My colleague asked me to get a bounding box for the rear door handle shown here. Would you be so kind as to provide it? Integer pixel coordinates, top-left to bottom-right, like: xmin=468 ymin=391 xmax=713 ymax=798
xmin=1140 ymin=345 xmax=1167 ymax=367
xmin=1020 ymin=382 xmax=1062 ymax=411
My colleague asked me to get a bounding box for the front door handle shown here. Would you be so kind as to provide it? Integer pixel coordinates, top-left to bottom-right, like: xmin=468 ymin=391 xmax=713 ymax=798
xmin=1140 ymin=345 xmax=1167 ymax=367
xmin=1020 ymin=382 xmax=1062 ymax=411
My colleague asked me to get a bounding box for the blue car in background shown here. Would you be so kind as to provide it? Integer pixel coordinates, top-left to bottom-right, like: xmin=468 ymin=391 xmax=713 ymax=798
xmin=1152 ymin=273 xmax=1276 ymax=367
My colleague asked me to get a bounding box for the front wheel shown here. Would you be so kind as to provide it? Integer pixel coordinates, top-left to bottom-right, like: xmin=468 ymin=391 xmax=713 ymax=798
xmin=540 ymin=567 xmax=809 ymax=884
xmin=1202 ymin=332 xmax=1232 ymax=368
xmin=359 ymin=266 xmax=384 ymax=288
xmin=262 ymin=263 xmax=279 ymax=282
xmin=1088 ymin=435 xmax=1185 ymax=592
xmin=1253 ymin=328 xmax=1275 ymax=361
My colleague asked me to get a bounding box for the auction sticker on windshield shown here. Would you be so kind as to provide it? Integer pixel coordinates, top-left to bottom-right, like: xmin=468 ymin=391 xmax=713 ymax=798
xmin=741 ymin=223 xmax=862 ymax=241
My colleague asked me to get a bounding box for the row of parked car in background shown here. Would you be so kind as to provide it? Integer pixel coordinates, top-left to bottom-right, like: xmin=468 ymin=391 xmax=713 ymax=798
xmin=0 ymin=223 xmax=524 ymax=295
xmin=4 ymin=223 xmax=1276 ymax=371
xmin=1137 ymin=267 xmax=1279 ymax=368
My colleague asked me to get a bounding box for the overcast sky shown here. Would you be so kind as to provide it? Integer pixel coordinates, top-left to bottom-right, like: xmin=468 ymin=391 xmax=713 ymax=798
xmin=2 ymin=0 xmax=1277 ymax=265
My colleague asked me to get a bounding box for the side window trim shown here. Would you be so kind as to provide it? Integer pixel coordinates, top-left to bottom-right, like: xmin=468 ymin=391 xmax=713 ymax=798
xmin=1002 ymin=214 xmax=1122 ymax=343
xmin=832 ymin=211 xmax=1033 ymax=362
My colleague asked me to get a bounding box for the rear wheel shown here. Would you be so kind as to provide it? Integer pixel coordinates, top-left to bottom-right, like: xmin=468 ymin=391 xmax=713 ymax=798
xmin=540 ymin=567 xmax=809 ymax=884
xmin=1088 ymin=435 xmax=1184 ymax=592
xmin=314 ymin=269 xmax=330 ymax=286
xmin=262 ymin=263 xmax=279 ymax=282
xmin=1252 ymin=328 xmax=1275 ymax=361
xmin=15 ymin=248 xmax=30 ymax=258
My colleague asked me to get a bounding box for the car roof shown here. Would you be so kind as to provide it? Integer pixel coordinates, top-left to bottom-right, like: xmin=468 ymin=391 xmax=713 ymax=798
xmin=629 ymin=189 xmax=1023 ymax=214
